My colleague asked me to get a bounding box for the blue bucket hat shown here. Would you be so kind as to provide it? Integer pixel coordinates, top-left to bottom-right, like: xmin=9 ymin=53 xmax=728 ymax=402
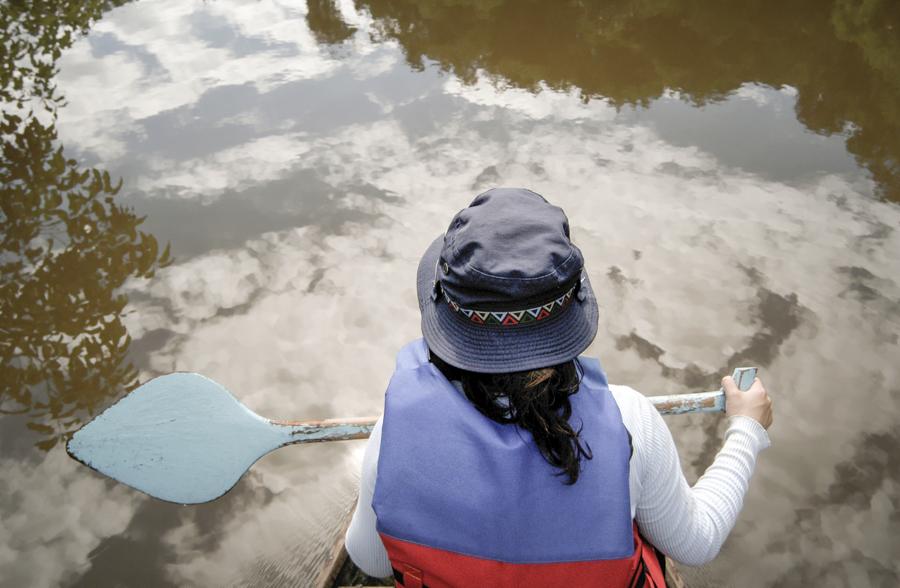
xmin=417 ymin=188 xmax=599 ymax=373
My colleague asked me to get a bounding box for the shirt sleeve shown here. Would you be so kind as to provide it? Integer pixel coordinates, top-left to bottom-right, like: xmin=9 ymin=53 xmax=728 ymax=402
xmin=344 ymin=415 xmax=392 ymax=578
xmin=626 ymin=388 xmax=771 ymax=566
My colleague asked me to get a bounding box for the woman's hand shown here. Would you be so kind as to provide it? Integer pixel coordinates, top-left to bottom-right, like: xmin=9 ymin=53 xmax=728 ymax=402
xmin=723 ymin=376 xmax=773 ymax=430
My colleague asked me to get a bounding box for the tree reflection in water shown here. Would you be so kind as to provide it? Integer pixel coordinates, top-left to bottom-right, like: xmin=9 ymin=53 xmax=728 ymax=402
xmin=0 ymin=0 xmax=170 ymax=450
xmin=341 ymin=0 xmax=900 ymax=202
xmin=307 ymin=0 xmax=357 ymax=46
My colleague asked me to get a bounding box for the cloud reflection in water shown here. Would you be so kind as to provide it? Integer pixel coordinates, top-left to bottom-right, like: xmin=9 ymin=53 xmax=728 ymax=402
xmin=7 ymin=0 xmax=895 ymax=585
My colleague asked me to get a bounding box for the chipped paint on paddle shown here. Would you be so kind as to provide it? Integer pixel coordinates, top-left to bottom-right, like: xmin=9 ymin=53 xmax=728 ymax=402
xmin=655 ymin=367 xmax=757 ymax=415
xmin=275 ymin=417 xmax=376 ymax=442
xmin=67 ymin=367 xmax=756 ymax=504
xmin=653 ymin=390 xmax=726 ymax=415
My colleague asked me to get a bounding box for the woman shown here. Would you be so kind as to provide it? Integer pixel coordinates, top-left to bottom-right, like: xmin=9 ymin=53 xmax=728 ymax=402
xmin=345 ymin=188 xmax=773 ymax=587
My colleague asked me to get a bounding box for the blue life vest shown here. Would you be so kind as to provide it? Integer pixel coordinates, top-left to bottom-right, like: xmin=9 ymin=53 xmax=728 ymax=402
xmin=372 ymin=340 xmax=666 ymax=587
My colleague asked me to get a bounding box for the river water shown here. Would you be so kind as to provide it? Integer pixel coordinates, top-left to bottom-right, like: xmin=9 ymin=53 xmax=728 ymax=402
xmin=1 ymin=1 xmax=898 ymax=587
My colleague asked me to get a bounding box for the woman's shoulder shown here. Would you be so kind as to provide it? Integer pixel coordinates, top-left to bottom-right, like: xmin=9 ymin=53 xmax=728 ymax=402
xmin=606 ymin=383 xmax=663 ymax=444
xmin=607 ymin=383 xmax=654 ymax=414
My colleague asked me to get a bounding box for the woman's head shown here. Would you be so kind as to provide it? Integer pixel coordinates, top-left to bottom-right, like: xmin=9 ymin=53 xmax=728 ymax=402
xmin=419 ymin=188 xmax=599 ymax=483
xmin=416 ymin=188 xmax=599 ymax=373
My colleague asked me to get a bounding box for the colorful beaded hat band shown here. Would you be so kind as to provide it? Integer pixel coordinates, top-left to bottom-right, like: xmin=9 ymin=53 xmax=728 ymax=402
xmin=442 ymin=279 xmax=580 ymax=327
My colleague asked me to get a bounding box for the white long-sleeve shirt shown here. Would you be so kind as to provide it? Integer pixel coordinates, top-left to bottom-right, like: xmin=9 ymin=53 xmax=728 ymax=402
xmin=345 ymin=382 xmax=770 ymax=577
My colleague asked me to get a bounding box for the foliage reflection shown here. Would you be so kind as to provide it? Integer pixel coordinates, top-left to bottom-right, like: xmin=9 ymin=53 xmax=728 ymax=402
xmin=0 ymin=0 xmax=170 ymax=450
xmin=332 ymin=0 xmax=900 ymax=202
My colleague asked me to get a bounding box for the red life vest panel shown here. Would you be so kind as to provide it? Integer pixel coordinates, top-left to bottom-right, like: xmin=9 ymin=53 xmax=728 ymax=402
xmin=373 ymin=339 xmax=667 ymax=587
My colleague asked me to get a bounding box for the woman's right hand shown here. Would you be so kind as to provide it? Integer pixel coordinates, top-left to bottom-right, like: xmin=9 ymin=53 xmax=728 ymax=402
xmin=723 ymin=376 xmax=773 ymax=430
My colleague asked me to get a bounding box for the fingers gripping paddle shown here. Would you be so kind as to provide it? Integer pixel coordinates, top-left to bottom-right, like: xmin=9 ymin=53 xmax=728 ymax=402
xmin=66 ymin=368 xmax=757 ymax=504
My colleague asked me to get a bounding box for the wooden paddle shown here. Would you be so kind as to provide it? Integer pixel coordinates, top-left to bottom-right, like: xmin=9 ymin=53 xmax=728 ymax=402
xmin=66 ymin=367 xmax=757 ymax=504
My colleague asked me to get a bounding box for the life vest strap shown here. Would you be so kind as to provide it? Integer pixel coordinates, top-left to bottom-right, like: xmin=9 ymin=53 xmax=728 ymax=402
xmin=629 ymin=526 xmax=667 ymax=588
xmin=392 ymin=558 xmax=662 ymax=588
xmin=392 ymin=565 xmax=427 ymax=588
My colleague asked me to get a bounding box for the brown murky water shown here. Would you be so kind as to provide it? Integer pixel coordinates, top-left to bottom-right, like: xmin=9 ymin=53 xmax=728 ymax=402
xmin=2 ymin=1 xmax=898 ymax=586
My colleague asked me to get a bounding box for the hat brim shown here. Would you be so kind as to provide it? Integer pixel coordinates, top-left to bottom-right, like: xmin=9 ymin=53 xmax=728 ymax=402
xmin=416 ymin=236 xmax=599 ymax=373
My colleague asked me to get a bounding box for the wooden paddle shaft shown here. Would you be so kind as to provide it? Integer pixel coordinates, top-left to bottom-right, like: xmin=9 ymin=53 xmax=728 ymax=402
xmin=273 ymin=366 xmax=757 ymax=445
xmin=277 ymin=392 xmax=722 ymax=441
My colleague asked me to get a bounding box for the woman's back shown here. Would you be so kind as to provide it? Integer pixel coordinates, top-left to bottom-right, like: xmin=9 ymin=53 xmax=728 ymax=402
xmin=374 ymin=341 xmax=632 ymax=565
xmin=346 ymin=350 xmax=769 ymax=583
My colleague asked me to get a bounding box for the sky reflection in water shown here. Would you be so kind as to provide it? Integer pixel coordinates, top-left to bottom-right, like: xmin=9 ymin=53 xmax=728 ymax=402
xmin=1 ymin=0 xmax=899 ymax=586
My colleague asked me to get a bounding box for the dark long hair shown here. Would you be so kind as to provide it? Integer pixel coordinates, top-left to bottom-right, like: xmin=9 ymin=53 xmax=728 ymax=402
xmin=429 ymin=352 xmax=593 ymax=485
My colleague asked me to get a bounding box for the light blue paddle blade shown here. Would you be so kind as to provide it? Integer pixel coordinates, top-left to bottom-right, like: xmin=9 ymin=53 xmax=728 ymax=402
xmin=67 ymin=373 xmax=290 ymax=505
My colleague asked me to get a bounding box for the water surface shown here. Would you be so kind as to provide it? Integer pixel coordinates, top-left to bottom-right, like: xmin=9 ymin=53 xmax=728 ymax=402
xmin=1 ymin=1 xmax=898 ymax=586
